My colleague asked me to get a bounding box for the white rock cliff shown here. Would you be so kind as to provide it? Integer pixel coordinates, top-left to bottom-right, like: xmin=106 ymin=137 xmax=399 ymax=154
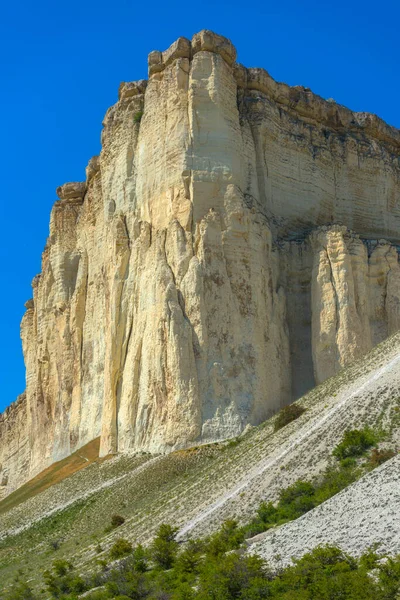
xmin=1 ymin=30 xmax=400 ymax=498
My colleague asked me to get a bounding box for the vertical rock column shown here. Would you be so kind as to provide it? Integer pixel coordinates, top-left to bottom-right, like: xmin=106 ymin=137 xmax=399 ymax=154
xmin=99 ymin=80 xmax=147 ymax=456
xmin=171 ymin=31 xmax=290 ymax=440
xmin=310 ymin=227 xmax=400 ymax=384
xmin=310 ymin=227 xmax=370 ymax=383
xmin=99 ymin=31 xmax=291 ymax=454
xmin=99 ymin=42 xmax=203 ymax=455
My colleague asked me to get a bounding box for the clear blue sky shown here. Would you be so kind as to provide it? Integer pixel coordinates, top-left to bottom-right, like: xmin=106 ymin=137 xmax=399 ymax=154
xmin=0 ymin=0 xmax=399 ymax=413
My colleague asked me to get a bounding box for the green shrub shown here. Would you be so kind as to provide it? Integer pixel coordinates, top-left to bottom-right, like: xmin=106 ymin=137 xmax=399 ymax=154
xmin=339 ymin=456 xmax=357 ymax=468
xmin=274 ymin=403 xmax=306 ymax=432
xmin=42 ymin=560 xmax=87 ymax=598
xmin=257 ymin=500 xmax=278 ymax=524
xmin=109 ymin=538 xmax=133 ymax=560
xmin=243 ymin=500 xmax=278 ymax=537
xmin=314 ymin=460 xmax=360 ymax=505
xmin=206 ymin=520 xmax=245 ymax=557
xmin=130 ymin=544 xmax=149 ymax=573
xmin=270 ymin=546 xmax=377 ymax=599
xmin=278 ymin=480 xmax=316 ymax=519
xmin=151 ymin=523 xmax=179 ymax=569
xmin=332 ymin=427 xmax=378 ymax=459
xmin=104 ymin=565 xmax=144 ymax=598
xmin=9 ymin=527 xmax=400 ymax=600
xmin=96 ymin=559 xmax=108 ymax=572
xmin=133 ymin=111 xmax=143 ymax=123
xmin=69 ymin=576 xmax=87 ymax=593
xmin=110 ymin=514 xmax=125 ymax=529
xmin=197 ymin=552 xmax=267 ymax=600
xmin=175 ymin=539 xmax=205 ymax=574
xmin=245 ymin=480 xmax=316 ymax=538
xmin=52 ymin=560 xmax=73 ymax=577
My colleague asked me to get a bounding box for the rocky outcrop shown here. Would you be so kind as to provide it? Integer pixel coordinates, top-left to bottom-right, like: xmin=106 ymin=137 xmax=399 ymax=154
xmin=1 ymin=30 xmax=400 ymax=499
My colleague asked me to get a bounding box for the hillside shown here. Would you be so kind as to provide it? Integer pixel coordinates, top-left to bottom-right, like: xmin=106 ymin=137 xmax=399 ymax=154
xmin=1 ymin=332 xmax=399 ymax=592
xmin=248 ymin=453 xmax=400 ymax=568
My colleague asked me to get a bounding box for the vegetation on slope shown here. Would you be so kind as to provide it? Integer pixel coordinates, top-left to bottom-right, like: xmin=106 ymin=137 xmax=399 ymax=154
xmin=4 ymin=520 xmax=400 ymax=600
xmin=2 ymin=429 xmax=398 ymax=600
xmin=243 ymin=425 xmax=395 ymax=537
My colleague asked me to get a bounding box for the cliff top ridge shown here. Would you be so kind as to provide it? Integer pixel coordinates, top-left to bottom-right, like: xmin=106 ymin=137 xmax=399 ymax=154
xmin=141 ymin=30 xmax=400 ymax=152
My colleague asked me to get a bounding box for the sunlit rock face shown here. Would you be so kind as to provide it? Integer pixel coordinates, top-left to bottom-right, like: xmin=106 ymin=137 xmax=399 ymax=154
xmin=1 ymin=30 xmax=400 ymax=498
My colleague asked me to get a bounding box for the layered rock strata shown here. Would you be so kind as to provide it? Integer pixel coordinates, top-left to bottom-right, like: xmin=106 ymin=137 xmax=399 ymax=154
xmin=1 ymin=30 xmax=400 ymax=498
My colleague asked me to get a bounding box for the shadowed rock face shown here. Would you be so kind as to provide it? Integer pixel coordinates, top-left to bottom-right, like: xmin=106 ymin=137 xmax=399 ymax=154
xmin=1 ymin=30 xmax=400 ymax=499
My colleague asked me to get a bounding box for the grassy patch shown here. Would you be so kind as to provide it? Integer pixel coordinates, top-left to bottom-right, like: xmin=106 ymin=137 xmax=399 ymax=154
xmin=109 ymin=539 xmax=133 ymax=560
xmin=0 ymin=438 xmax=101 ymax=516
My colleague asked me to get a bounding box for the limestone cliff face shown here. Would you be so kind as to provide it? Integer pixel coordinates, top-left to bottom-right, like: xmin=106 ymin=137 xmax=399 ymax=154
xmin=310 ymin=228 xmax=400 ymax=383
xmin=1 ymin=30 xmax=400 ymax=498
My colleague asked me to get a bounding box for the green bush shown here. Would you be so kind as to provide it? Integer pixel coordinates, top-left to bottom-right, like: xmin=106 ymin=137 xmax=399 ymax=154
xmin=43 ymin=560 xmax=87 ymax=598
xmin=244 ymin=480 xmax=316 ymax=538
xmin=175 ymin=539 xmax=205 ymax=575
xmin=332 ymin=427 xmax=378 ymax=459
xmin=243 ymin=436 xmax=385 ymax=540
xmin=274 ymin=403 xmax=306 ymax=432
xmin=151 ymin=523 xmax=179 ymax=569
xmin=226 ymin=437 xmax=242 ymax=449
xmin=66 ymin=576 xmax=87 ymax=594
xmin=270 ymin=546 xmax=376 ymax=599
xmin=128 ymin=544 xmax=149 ymax=573
xmin=205 ymin=520 xmax=245 ymax=557
xmin=52 ymin=560 xmax=73 ymax=577
xmin=196 ymin=552 xmax=267 ymax=600
xmin=278 ymin=480 xmax=316 ymax=519
xmin=104 ymin=562 xmax=144 ymax=598
xmin=313 ymin=460 xmax=360 ymax=505
xmin=110 ymin=514 xmax=125 ymax=529
xmin=8 ymin=428 xmax=400 ymax=600
xmin=109 ymin=538 xmax=133 ymax=560
xmin=133 ymin=110 xmax=143 ymax=123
